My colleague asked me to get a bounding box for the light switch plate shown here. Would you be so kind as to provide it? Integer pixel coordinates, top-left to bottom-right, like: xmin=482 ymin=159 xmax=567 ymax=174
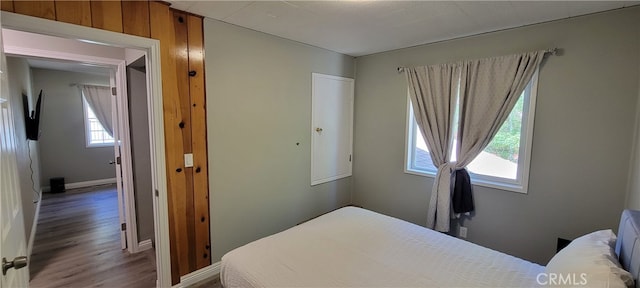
xmin=184 ymin=153 xmax=194 ymax=168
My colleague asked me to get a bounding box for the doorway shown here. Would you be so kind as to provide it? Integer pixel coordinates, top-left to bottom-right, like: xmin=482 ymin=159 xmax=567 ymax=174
xmin=1 ymin=11 xmax=171 ymax=287
xmin=4 ymin=37 xmax=155 ymax=286
xmin=3 ymin=28 xmax=145 ymax=246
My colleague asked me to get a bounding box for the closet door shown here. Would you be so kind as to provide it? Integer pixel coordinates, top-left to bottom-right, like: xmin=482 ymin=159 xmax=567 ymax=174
xmin=311 ymin=73 xmax=354 ymax=186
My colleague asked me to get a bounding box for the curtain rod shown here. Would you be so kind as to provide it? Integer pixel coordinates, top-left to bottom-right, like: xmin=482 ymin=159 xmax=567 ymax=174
xmin=69 ymin=83 xmax=110 ymax=88
xmin=396 ymin=48 xmax=558 ymax=73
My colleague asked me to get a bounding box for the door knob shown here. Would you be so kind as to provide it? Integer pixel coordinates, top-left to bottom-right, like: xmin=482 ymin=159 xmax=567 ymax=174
xmin=2 ymin=256 xmax=27 ymax=275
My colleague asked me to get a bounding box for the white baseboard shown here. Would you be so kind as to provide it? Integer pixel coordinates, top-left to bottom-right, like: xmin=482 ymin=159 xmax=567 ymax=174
xmin=27 ymin=191 xmax=43 ymax=263
xmin=43 ymin=177 xmax=117 ymax=192
xmin=138 ymin=239 xmax=153 ymax=252
xmin=175 ymin=262 xmax=221 ymax=288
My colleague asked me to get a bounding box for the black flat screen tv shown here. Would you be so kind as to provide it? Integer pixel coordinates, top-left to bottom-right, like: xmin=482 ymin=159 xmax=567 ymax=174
xmin=22 ymin=90 xmax=43 ymax=141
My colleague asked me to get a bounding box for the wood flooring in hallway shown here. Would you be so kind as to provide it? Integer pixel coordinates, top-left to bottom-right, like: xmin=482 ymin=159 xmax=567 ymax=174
xmin=29 ymin=185 xmax=157 ymax=288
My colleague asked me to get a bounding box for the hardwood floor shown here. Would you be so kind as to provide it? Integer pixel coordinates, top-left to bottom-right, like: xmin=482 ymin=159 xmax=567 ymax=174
xmin=29 ymin=185 xmax=157 ymax=288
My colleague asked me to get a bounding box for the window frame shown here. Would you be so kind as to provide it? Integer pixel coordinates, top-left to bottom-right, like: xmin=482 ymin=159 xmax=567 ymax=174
xmin=404 ymin=70 xmax=539 ymax=194
xmin=82 ymin=96 xmax=114 ymax=148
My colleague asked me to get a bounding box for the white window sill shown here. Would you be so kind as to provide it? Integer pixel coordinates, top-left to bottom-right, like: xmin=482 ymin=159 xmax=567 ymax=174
xmin=404 ymin=167 xmax=527 ymax=194
xmin=86 ymin=143 xmax=114 ymax=148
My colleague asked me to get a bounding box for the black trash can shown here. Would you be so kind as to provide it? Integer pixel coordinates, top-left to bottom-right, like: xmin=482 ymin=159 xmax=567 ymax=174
xmin=50 ymin=177 xmax=65 ymax=193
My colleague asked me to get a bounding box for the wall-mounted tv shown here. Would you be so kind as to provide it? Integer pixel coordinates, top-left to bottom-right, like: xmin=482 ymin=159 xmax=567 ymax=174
xmin=22 ymin=90 xmax=43 ymax=141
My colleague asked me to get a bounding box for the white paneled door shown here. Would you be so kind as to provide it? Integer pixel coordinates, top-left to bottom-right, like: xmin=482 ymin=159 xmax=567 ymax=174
xmin=0 ymin=27 xmax=30 ymax=288
xmin=110 ymin=70 xmax=128 ymax=251
xmin=311 ymin=73 xmax=354 ymax=186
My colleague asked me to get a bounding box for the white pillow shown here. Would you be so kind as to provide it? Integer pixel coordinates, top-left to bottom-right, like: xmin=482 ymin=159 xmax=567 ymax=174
xmin=545 ymin=229 xmax=634 ymax=288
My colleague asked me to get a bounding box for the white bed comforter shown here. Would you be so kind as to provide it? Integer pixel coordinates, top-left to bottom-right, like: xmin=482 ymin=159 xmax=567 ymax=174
xmin=221 ymin=207 xmax=543 ymax=287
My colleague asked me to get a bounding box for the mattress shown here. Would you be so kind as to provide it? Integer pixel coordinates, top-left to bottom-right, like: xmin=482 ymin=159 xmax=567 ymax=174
xmin=221 ymin=207 xmax=544 ymax=287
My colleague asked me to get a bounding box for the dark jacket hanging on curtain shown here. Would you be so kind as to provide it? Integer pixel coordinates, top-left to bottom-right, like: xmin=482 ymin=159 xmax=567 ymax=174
xmin=452 ymin=169 xmax=474 ymax=214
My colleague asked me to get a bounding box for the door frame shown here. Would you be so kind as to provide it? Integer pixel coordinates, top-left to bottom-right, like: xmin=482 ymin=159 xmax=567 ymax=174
xmin=1 ymin=12 xmax=172 ymax=287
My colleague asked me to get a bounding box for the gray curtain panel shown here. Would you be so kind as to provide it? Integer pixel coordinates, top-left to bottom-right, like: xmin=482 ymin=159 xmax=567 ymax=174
xmin=449 ymin=51 xmax=546 ymax=224
xmin=405 ymin=63 xmax=460 ymax=232
xmin=81 ymin=85 xmax=113 ymax=137
xmin=456 ymin=51 xmax=546 ymax=168
xmin=405 ymin=50 xmax=547 ymax=232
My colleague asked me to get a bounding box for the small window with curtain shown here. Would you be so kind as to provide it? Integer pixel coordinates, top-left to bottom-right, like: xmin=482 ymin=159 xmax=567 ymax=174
xmin=82 ymin=95 xmax=114 ymax=147
xmin=405 ymin=71 xmax=539 ymax=193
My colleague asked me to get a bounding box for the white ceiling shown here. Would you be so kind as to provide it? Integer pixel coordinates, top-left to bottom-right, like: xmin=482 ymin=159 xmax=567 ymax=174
xmin=26 ymin=58 xmax=110 ymax=76
xmin=167 ymin=1 xmax=639 ymax=57
xmin=3 ymin=28 xmax=115 ymax=76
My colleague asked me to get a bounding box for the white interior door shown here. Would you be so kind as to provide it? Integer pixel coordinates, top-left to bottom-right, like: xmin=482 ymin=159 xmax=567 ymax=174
xmin=111 ymin=64 xmax=137 ymax=253
xmin=0 ymin=28 xmax=29 ymax=288
xmin=110 ymin=71 xmax=127 ymax=250
xmin=311 ymin=73 xmax=354 ymax=186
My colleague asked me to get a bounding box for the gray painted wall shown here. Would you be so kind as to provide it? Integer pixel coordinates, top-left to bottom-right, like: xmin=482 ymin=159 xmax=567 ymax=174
xmin=353 ymin=7 xmax=640 ymax=265
xmin=204 ymin=19 xmax=355 ymax=261
xmin=7 ymin=57 xmax=42 ymax=243
xmin=32 ymin=68 xmax=115 ymax=187
xmin=126 ymin=64 xmax=154 ymax=242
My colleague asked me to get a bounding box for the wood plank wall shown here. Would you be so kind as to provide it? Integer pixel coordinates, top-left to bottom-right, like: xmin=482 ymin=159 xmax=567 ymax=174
xmin=1 ymin=0 xmax=211 ymax=285
xmin=186 ymin=14 xmax=210 ymax=271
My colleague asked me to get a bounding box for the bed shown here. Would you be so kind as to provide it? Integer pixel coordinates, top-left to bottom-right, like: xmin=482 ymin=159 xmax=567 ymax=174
xmin=221 ymin=207 xmax=640 ymax=287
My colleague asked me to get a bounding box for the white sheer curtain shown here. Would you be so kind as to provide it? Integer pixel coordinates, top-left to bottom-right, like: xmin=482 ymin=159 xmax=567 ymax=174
xmin=405 ymin=50 xmax=548 ymax=232
xmin=81 ymin=85 xmax=113 ymax=136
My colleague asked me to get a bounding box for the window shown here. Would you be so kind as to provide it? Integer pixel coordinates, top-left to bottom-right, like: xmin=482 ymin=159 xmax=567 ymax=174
xmin=405 ymin=71 xmax=538 ymax=193
xmin=83 ymin=97 xmax=114 ymax=147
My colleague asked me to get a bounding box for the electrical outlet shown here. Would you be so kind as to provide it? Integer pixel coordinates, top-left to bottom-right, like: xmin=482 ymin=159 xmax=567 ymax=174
xmin=459 ymin=226 xmax=468 ymax=238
